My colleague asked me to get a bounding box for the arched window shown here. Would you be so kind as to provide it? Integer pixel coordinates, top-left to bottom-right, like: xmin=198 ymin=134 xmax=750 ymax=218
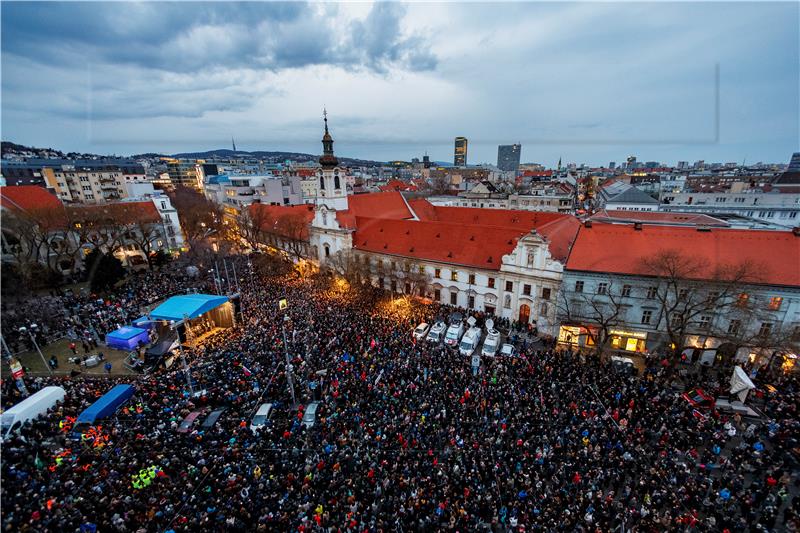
xmin=324 ymin=244 xmax=330 ymax=258
xmin=319 ymin=175 xmax=325 ymax=190
xmin=334 ymin=175 xmax=341 ymax=190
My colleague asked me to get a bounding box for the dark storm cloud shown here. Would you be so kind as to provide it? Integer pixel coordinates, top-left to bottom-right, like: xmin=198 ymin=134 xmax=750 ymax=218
xmin=1 ymin=1 xmax=436 ymax=73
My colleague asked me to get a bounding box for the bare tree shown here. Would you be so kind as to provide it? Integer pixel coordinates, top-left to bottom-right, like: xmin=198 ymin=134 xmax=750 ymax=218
xmin=168 ymin=186 xmax=222 ymax=252
xmin=557 ymin=278 xmax=626 ymax=355
xmin=236 ymin=205 xmax=268 ymax=250
xmin=638 ymin=249 xmax=762 ymax=361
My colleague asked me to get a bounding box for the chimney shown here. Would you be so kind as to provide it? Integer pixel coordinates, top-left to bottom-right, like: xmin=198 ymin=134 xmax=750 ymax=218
xmin=584 ymin=220 xmax=593 ymax=228
xmin=634 ymin=222 xmax=643 ymax=231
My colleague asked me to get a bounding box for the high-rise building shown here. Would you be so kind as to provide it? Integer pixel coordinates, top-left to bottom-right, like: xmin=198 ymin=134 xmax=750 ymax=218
xmin=423 ymin=154 xmax=431 ymax=169
xmin=608 ymin=162 xmax=616 ymax=170
xmin=454 ymin=137 xmax=468 ymax=167
xmin=497 ymin=144 xmax=522 ymax=172
xmin=626 ymin=155 xmax=637 ymax=169
xmin=787 ymin=152 xmax=800 ymax=172
xmin=161 ymin=158 xmax=205 ymax=190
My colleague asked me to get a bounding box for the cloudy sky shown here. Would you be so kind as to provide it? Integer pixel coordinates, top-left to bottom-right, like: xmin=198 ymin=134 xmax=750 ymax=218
xmin=2 ymin=1 xmax=798 ymax=166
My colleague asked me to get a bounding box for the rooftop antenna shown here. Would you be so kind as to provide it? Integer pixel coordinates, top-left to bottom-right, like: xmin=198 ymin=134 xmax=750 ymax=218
xmin=232 ymin=137 xmax=236 ymax=152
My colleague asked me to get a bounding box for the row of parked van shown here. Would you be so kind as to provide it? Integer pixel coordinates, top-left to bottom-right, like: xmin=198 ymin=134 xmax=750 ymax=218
xmin=1 ymin=383 xmax=323 ymax=441
xmin=413 ymin=315 xmax=517 ymax=358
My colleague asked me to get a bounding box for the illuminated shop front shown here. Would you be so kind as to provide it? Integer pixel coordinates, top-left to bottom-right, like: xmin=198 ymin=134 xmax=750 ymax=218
xmin=608 ymin=329 xmax=648 ymax=353
xmin=557 ymin=325 xmax=597 ymax=348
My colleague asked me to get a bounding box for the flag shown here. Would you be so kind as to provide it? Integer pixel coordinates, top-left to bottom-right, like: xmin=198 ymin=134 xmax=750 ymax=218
xmin=35 ymin=453 xmax=44 ymax=470
xmin=242 ymin=365 xmax=252 ymax=377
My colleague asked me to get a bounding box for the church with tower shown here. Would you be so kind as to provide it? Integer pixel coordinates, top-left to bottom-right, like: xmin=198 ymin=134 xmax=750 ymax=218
xmin=309 ymin=110 xmax=354 ymax=264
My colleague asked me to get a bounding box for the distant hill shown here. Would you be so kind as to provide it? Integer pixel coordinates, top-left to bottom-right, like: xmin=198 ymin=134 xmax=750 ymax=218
xmin=170 ymin=148 xmax=385 ymax=167
xmin=3 ymin=141 xmax=386 ymax=167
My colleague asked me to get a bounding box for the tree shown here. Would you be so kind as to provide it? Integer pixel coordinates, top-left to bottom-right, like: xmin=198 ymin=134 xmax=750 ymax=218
xmin=85 ymin=249 xmax=126 ymax=292
xmin=236 ymin=206 xmax=268 ymax=250
xmin=149 ymin=250 xmax=172 ymax=268
xmin=557 ymin=278 xmax=626 ymax=356
xmin=168 ymin=186 xmax=222 ymax=253
xmin=273 ymin=213 xmax=309 ymax=261
xmin=638 ymin=249 xmax=762 ymax=361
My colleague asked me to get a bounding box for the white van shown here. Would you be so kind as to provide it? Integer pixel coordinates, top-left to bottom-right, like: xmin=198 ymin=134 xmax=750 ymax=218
xmin=250 ymin=403 xmax=274 ymax=432
xmin=444 ymin=322 xmax=464 ymax=347
xmin=481 ymin=329 xmax=501 ymax=357
xmin=459 ymin=327 xmax=482 ymax=356
xmin=1 ymin=386 xmax=66 ymax=439
xmin=302 ymin=402 xmax=320 ymax=428
xmin=426 ymin=321 xmax=446 ymax=343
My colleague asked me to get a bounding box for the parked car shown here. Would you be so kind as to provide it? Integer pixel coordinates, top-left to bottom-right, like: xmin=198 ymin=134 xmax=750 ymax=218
xmin=459 ymin=327 xmax=482 ymax=356
xmin=250 ymin=403 xmax=274 ymax=432
xmin=177 ymin=410 xmax=204 ymax=433
xmin=426 ymin=321 xmax=446 ymax=343
xmin=481 ymin=328 xmax=501 ymax=357
xmin=201 ymin=408 xmax=226 ymax=429
xmin=302 ymin=402 xmax=320 ymax=428
xmin=499 ymin=343 xmax=517 ymax=358
xmin=412 ymin=323 xmax=430 ymax=341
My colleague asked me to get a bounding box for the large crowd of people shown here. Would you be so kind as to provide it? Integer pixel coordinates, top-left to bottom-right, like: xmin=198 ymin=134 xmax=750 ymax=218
xmin=2 ymin=257 xmax=799 ymax=532
xmin=1 ymin=265 xmax=204 ymax=355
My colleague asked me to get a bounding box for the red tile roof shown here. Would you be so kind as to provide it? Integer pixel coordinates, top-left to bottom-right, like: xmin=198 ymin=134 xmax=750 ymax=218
xmin=353 ymin=216 xmax=528 ymax=270
xmin=566 ymin=223 xmax=800 ymax=287
xmin=68 ymin=201 xmax=161 ymax=223
xmin=335 ymin=192 xmax=415 ymax=229
xmin=379 ymin=179 xmax=418 ymax=192
xmin=0 ymin=185 xmax=62 ymax=212
xmin=350 ymin=200 xmax=581 ymax=268
xmin=409 ymin=200 xmax=567 ymax=229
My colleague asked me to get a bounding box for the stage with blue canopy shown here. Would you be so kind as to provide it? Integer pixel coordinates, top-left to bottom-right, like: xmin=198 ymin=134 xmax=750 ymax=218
xmin=148 ymin=294 xmax=231 ymax=322
xmin=106 ymin=326 xmax=150 ymax=350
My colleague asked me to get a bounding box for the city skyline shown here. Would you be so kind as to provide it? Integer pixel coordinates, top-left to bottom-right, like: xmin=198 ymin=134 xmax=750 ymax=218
xmin=2 ymin=1 xmax=798 ymax=166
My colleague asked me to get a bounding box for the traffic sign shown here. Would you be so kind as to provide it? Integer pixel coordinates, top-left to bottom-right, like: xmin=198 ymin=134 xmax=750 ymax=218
xmin=10 ymin=360 xmax=24 ymax=379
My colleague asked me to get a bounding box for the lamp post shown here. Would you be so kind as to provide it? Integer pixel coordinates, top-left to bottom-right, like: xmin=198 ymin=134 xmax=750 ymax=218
xmin=279 ymin=301 xmax=297 ymax=407
xmin=177 ymin=315 xmax=195 ymax=395
xmin=18 ymin=324 xmax=51 ymax=375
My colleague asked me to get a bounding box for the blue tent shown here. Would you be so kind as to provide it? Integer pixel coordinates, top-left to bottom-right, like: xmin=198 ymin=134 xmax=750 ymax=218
xmin=149 ymin=294 xmax=230 ymax=322
xmin=106 ymin=326 xmax=149 ymax=350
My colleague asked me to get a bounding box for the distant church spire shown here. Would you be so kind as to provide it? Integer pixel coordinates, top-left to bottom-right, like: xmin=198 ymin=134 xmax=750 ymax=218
xmin=319 ymin=108 xmax=338 ymax=169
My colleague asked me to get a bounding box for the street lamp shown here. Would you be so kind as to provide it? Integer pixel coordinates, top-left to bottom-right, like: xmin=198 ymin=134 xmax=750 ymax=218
xmin=280 ymin=307 xmax=297 ymax=407
xmin=18 ymin=324 xmax=52 ymax=375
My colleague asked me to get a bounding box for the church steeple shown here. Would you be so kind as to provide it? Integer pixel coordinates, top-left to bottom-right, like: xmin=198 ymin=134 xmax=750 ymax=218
xmin=319 ymin=108 xmax=338 ymax=169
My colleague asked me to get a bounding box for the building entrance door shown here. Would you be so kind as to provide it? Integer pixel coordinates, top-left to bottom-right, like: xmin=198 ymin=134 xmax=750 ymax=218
xmin=519 ymin=304 xmax=530 ymax=325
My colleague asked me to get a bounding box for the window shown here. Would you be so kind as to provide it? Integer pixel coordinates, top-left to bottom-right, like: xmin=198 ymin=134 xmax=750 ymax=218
xmin=434 ymin=268 xmax=441 ymax=278
xmin=645 ymin=286 xmax=656 ymax=299
xmin=541 ymin=287 xmax=551 ymax=300
xmin=468 ymin=273 xmax=476 ymax=285
xmin=160 ymin=201 xmax=167 ymax=209
xmin=758 ymin=322 xmax=773 ymax=337
xmin=450 ymin=292 xmax=457 ymax=305
xmin=575 ymin=280 xmax=584 ymax=293
xmin=391 ymin=280 xmax=397 ymax=292
xmin=734 ymin=197 xmax=745 ymax=203
xmin=737 ymin=293 xmax=749 ymax=308
xmin=450 ymin=271 xmax=458 ymax=282
xmin=597 ymin=283 xmax=608 ymax=295
xmin=768 ymin=297 xmax=783 ymax=311
xmin=488 ymin=277 xmax=495 ymax=289
xmin=505 ymin=281 xmax=513 ymax=292
xmin=523 ymin=284 xmax=531 ymax=296
xmin=434 ymin=288 xmax=441 ymax=301
xmin=324 ymin=245 xmax=330 ymax=258
xmin=540 ymin=302 xmax=548 ymax=316
xmin=698 ymin=316 xmax=711 ymax=330
xmin=404 ymin=282 xmax=411 ymax=294
xmin=706 ymin=291 xmax=720 ymax=303
xmin=641 ymin=310 xmax=652 ymax=325
xmin=418 ymin=265 xmax=425 ymax=274
xmin=468 ymin=295 xmax=475 ymax=308
xmin=790 ymin=212 xmax=798 ymax=219
xmin=728 ymin=319 xmax=741 ymax=335
xmin=621 ymin=285 xmax=631 ymax=297
xmin=678 ymin=288 xmax=688 ymax=300
xmin=670 ymin=314 xmax=682 ymax=328
xmin=503 ymin=294 xmax=512 ymax=308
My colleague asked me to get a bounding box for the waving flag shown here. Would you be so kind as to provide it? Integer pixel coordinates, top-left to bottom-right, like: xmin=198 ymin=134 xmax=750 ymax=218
xmin=242 ymin=365 xmax=252 ymax=377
